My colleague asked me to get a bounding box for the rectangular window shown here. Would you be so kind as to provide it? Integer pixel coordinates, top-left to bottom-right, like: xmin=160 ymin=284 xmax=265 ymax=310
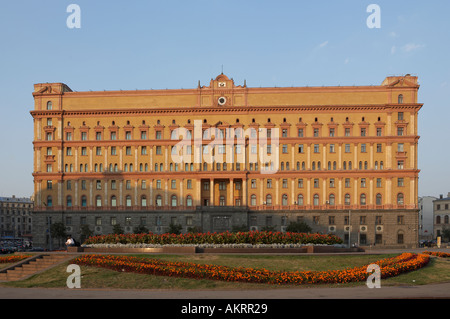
xmin=81 ymin=132 xmax=87 ymax=141
xmin=110 ymin=132 xmax=116 ymax=140
xmin=96 ymin=132 xmax=102 ymax=140
xmin=141 ymin=131 xmax=147 ymax=140
xmin=376 ymin=128 xmax=382 ymax=136
xmin=156 ymin=131 xmax=162 ymax=140
xmin=360 ymin=128 xmax=366 ymax=137
xmin=298 ymin=128 xmax=304 ymax=137
xmin=398 ymin=143 xmax=404 ymax=152
xmin=361 ymin=144 xmax=366 ymax=153
xmin=345 ymin=144 xmax=350 ymax=153
xmin=96 ymin=147 xmax=102 ymax=156
xmin=111 ymin=147 xmax=116 ymax=155
xmin=298 ymin=144 xmax=304 ymax=153
xmin=377 ymin=144 xmax=382 ymax=152
xmin=66 ymin=132 xmax=72 ymax=141
xmin=314 ymin=144 xmax=319 ymax=153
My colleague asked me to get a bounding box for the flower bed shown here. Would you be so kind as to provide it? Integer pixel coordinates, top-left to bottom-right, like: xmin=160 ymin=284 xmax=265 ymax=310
xmin=72 ymin=253 xmax=430 ymax=285
xmin=0 ymin=255 xmax=32 ymax=264
xmin=83 ymin=231 xmax=343 ymax=247
xmin=422 ymin=251 xmax=450 ymax=258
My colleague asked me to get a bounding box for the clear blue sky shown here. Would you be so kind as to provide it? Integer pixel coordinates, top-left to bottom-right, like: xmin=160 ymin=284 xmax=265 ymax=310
xmin=0 ymin=0 xmax=449 ymax=198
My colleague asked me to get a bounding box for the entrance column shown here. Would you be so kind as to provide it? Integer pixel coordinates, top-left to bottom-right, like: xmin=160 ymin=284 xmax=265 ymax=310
xmin=229 ymin=178 xmax=234 ymax=206
xmin=210 ymin=178 xmax=214 ymax=206
xmin=242 ymin=178 xmax=247 ymax=206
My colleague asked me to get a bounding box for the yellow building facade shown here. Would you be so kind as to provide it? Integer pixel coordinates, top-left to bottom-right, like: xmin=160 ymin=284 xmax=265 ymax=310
xmin=30 ymin=74 xmax=422 ymax=248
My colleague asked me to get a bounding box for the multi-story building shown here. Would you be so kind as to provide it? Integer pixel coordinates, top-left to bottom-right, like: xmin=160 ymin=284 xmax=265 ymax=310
xmin=30 ymin=73 xmax=422 ymax=248
xmin=0 ymin=196 xmax=34 ymax=242
xmin=433 ymin=193 xmax=450 ymax=239
xmin=419 ymin=196 xmax=437 ymax=240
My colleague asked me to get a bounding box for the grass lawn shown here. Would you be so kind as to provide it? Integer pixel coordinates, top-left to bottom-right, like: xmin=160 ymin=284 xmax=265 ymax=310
xmin=0 ymin=253 xmax=449 ymax=290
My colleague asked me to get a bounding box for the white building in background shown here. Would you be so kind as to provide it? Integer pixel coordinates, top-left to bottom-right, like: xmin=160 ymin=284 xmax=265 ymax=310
xmin=419 ymin=196 xmax=436 ymax=240
xmin=433 ymin=193 xmax=450 ymax=239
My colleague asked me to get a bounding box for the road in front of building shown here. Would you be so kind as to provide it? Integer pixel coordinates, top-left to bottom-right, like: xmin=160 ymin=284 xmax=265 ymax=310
xmin=0 ymin=282 xmax=449 ymax=299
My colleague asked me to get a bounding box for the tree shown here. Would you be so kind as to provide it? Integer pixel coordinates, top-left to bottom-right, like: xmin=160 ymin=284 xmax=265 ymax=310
xmin=112 ymin=224 xmax=124 ymax=235
xmin=441 ymin=226 xmax=450 ymax=242
xmin=285 ymin=221 xmax=312 ymax=233
xmin=168 ymin=223 xmax=182 ymax=235
xmin=80 ymin=224 xmax=93 ymax=243
xmin=50 ymin=222 xmax=67 ymax=247
xmin=133 ymin=225 xmax=149 ymax=234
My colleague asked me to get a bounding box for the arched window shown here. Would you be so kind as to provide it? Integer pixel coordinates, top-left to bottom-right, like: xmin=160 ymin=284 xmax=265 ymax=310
xmin=219 ymin=196 xmax=226 ymax=206
xmin=156 ymin=195 xmax=162 ymax=207
xmin=436 ymin=216 xmax=441 ymax=224
xmin=129 ymin=163 xmax=133 ymax=172
xmin=398 ymin=94 xmax=403 ymax=104
xmin=266 ymin=194 xmax=272 ymax=205
xmin=96 ymin=195 xmax=102 ymax=207
xmin=111 ymin=196 xmax=117 ymax=207
xmin=282 ymin=194 xmax=288 ymax=206
xmin=126 ymin=195 xmax=132 ymax=207
xmin=348 ymin=161 xmax=352 ymax=170
xmin=376 ymin=193 xmax=382 ymax=205
xmin=345 ymin=193 xmax=351 ymax=205
xmin=141 ymin=196 xmax=147 ymax=207
xmin=81 ymin=195 xmax=87 ymax=207
xmin=313 ymin=194 xmax=319 ymax=206
xmin=250 ymin=194 xmax=257 ymax=206
xmin=297 ymin=194 xmax=304 ymax=206
xmin=445 ymin=215 xmax=449 ymax=224
xmin=329 ymin=194 xmax=335 ymax=206
xmin=46 ymin=196 xmax=52 ymax=207
xmin=46 ymin=101 xmax=52 ymax=110
xmin=186 ymin=195 xmax=193 ymax=207
xmin=343 ymin=161 xmax=347 ymax=170
xmin=171 ymin=195 xmax=177 ymax=207
xmin=360 ymin=193 xmax=366 ymax=205
xmin=66 ymin=196 xmax=72 ymax=207
xmin=397 ymin=193 xmax=404 ymax=205
xmin=203 ymin=162 xmax=208 ymax=171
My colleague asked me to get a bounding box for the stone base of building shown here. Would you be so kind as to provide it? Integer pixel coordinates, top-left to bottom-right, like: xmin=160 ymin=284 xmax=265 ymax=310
xmin=32 ymin=207 xmax=419 ymax=250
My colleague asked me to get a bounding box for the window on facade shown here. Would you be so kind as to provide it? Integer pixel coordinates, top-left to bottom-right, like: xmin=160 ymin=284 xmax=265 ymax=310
xmin=360 ymin=194 xmax=366 ymax=205
xmin=297 ymin=194 xmax=304 ymax=206
xmin=126 ymin=195 xmax=132 ymax=207
xmin=46 ymin=101 xmax=52 ymax=110
xmin=111 ymin=196 xmax=117 ymax=207
xmin=171 ymin=195 xmax=177 ymax=207
xmin=282 ymin=194 xmax=288 ymax=206
xmin=46 ymin=196 xmax=52 ymax=207
xmin=397 ymin=193 xmax=404 ymax=205
xmin=376 ymin=194 xmax=382 ymax=205
xmin=265 ymin=194 xmax=272 ymax=205
xmin=186 ymin=196 xmax=193 ymax=207
xmin=345 ymin=194 xmax=351 ymax=205
xmin=313 ymin=194 xmax=319 ymax=206
xmin=66 ymin=196 xmax=72 ymax=207
xmin=96 ymin=196 xmax=102 ymax=207
xmin=81 ymin=195 xmax=87 ymax=207
xmin=398 ymin=95 xmax=404 ymax=104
